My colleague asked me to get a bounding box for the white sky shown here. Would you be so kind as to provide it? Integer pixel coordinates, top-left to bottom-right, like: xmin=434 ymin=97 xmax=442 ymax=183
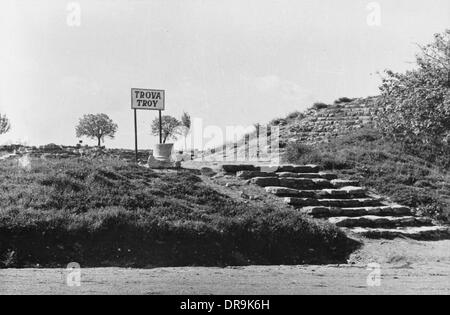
xmin=0 ymin=0 xmax=449 ymax=149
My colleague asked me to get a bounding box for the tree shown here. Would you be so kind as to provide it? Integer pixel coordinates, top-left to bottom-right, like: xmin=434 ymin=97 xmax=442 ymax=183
xmin=76 ymin=113 xmax=118 ymax=147
xmin=151 ymin=115 xmax=181 ymax=144
xmin=378 ymin=29 xmax=450 ymax=152
xmin=0 ymin=113 xmax=11 ymax=135
xmin=181 ymin=112 xmax=191 ymax=151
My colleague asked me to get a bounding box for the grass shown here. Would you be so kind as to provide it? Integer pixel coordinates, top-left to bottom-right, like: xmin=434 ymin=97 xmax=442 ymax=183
xmin=0 ymin=156 xmax=356 ymax=268
xmin=285 ymin=128 xmax=450 ymax=223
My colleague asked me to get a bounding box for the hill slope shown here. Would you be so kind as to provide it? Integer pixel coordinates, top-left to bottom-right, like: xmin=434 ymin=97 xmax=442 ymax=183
xmin=0 ymin=155 xmax=356 ymax=268
xmin=210 ymin=96 xmax=450 ymax=224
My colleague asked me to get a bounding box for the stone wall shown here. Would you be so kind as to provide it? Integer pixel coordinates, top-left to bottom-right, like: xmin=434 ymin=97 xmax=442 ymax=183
xmin=282 ymin=96 xmax=381 ymax=144
xmin=197 ymin=96 xmax=382 ymax=161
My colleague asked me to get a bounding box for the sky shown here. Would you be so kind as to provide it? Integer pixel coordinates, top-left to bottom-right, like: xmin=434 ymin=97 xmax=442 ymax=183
xmin=0 ymin=0 xmax=449 ymax=149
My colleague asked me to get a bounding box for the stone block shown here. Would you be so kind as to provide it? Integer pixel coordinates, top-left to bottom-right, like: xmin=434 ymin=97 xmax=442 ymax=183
xmin=222 ymin=164 xmax=260 ymax=173
xmin=250 ymin=177 xmax=280 ymax=187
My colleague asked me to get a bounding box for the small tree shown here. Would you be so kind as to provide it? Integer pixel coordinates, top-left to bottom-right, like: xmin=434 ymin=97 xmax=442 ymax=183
xmin=151 ymin=115 xmax=182 ymax=144
xmin=181 ymin=112 xmax=191 ymax=151
xmin=76 ymin=113 xmax=118 ymax=147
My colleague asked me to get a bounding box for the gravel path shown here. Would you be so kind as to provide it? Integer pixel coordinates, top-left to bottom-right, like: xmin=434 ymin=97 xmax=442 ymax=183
xmin=1 ymin=239 xmax=449 ymax=295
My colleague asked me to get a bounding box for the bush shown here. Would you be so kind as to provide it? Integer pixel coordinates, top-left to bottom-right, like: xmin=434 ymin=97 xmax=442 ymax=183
xmin=377 ymin=30 xmax=450 ymax=162
xmin=334 ymin=97 xmax=355 ymax=104
xmin=312 ymin=102 xmax=330 ymax=110
xmin=286 ymin=111 xmax=304 ymax=120
xmin=270 ymin=118 xmax=288 ymax=126
xmin=40 ymin=143 xmax=63 ymax=151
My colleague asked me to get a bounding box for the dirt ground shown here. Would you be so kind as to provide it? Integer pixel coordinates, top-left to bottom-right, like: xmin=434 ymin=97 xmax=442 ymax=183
xmin=1 ymin=238 xmax=449 ymax=295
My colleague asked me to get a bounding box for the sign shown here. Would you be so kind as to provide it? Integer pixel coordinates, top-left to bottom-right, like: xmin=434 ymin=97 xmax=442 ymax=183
xmin=131 ymin=88 xmax=165 ymax=110
xmin=131 ymin=88 xmax=165 ymax=162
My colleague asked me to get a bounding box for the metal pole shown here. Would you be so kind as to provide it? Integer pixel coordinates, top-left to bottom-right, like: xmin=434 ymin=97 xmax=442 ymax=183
xmin=134 ymin=109 xmax=138 ymax=162
xmin=159 ymin=110 xmax=163 ymax=144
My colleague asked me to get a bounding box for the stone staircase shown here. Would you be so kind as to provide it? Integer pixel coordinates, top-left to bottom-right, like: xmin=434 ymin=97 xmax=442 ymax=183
xmin=222 ymin=164 xmax=450 ymax=240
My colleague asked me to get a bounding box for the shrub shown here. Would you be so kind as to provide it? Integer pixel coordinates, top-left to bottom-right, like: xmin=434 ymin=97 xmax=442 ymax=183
xmin=286 ymin=111 xmax=304 ymax=120
xmin=334 ymin=97 xmax=355 ymax=104
xmin=377 ymin=30 xmax=450 ymax=155
xmin=312 ymin=102 xmax=329 ymax=110
xmin=270 ymin=118 xmax=288 ymax=126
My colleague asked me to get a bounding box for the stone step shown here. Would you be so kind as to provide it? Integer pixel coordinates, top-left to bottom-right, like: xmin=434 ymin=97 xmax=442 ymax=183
xmin=331 ymin=179 xmax=360 ymax=188
xmin=270 ymin=164 xmax=320 ymax=173
xmin=236 ymin=171 xmax=337 ymax=180
xmin=251 ymin=177 xmax=332 ymax=189
xmin=223 ymin=164 xmax=320 ymax=174
xmin=280 ymin=178 xmax=332 ymax=189
xmin=250 ymin=177 xmax=281 ymax=187
xmin=317 ymin=187 xmax=367 ymax=199
xmin=276 ymin=172 xmax=338 ymax=180
xmin=265 ymin=186 xmax=367 ymax=199
xmin=328 ymin=215 xmax=432 ymax=228
xmin=237 ymin=171 xmax=278 ymax=179
xmin=348 ymin=226 xmax=450 ymax=240
xmin=285 ymin=197 xmax=383 ymax=208
xmin=265 ymin=187 xmax=316 ymax=198
xmin=299 ymin=205 xmax=412 ymax=217
xmin=222 ymin=164 xmax=259 ymax=173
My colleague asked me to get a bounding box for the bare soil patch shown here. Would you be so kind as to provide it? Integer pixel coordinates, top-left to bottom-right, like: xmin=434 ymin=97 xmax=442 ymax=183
xmin=1 ymin=239 xmax=449 ymax=295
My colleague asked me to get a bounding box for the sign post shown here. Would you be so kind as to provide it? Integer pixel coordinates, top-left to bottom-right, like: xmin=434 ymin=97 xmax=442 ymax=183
xmin=131 ymin=88 xmax=165 ymax=162
xmin=159 ymin=110 xmax=162 ymax=144
xmin=134 ymin=109 xmax=138 ymax=162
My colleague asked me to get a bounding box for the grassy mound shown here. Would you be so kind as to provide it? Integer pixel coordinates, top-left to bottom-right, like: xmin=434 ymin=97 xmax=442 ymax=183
xmin=0 ymin=157 xmax=356 ymax=268
xmin=285 ymin=128 xmax=450 ymax=223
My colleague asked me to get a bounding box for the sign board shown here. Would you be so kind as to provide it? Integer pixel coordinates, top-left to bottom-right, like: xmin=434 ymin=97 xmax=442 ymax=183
xmin=131 ymin=88 xmax=165 ymax=110
xmin=131 ymin=88 xmax=165 ymax=162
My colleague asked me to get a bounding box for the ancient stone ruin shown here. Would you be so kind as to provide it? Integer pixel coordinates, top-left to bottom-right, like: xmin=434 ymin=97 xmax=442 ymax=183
xmin=281 ymin=96 xmax=381 ymax=145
